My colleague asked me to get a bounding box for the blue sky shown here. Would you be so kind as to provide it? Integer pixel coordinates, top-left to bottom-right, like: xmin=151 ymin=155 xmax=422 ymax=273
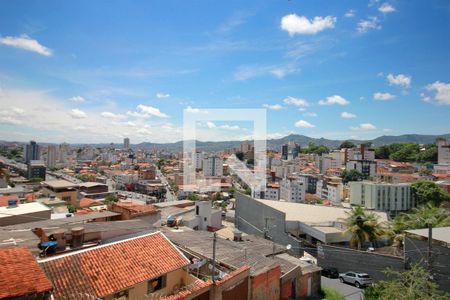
xmin=0 ymin=0 xmax=449 ymax=143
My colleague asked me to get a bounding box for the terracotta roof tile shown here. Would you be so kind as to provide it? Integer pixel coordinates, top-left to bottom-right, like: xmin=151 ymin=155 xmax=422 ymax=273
xmin=0 ymin=247 xmax=53 ymax=298
xmin=40 ymin=232 xmax=189 ymax=299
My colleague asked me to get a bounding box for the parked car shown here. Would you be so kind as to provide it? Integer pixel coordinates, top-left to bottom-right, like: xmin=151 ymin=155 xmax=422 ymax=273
xmin=322 ymin=267 xmax=339 ymax=278
xmin=339 ymin=272 xmax=373 ymax=288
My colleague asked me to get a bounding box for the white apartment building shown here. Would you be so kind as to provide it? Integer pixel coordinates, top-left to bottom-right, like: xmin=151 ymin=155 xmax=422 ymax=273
xmin=46 ymin=145 xmax=57 ymax=168
xmin=346 ymin=160 xmax=377 ymax=178
xmin=263 ymin=183 xmax=280 ymax=200
xmin=280 ymin=177 xmax=305 ymax=203
xmin=437 ymin=139 xmax=450 ymax=165
xmin=202 ymin=156 xmax=223 ymax=177
xmin=316 ymin=179 xmax=343 ymax=205
xmin=195 ymin=151 xmax=204 ymax=170
xmin=349 ymin=181 xmax=415 ymax=214
xmin=113 ymin=173 xmax=139 ymax=189
xmin=343 ymin=145 xmax=375 ymax=162
xmin=316 ymin=155 xmax=342 ymax=174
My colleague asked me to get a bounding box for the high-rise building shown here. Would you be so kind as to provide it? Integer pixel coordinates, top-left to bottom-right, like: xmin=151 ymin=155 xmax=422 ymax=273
xmin=203 ymin=156 xmax=223 ymax=177
xmin=27 ymin=160 xmax=46 ymax=180
xmin=281 ymin=144 xmax=288 ymax=160
xmin=46 ymin=145 xmax=57 ymax=168
xmin=280 ymin=177 xmax=305 ymax=203
xmin=24 ymin=141 xmax=40 ymax=164
xmin=437 ymin=139 xmax=450 ymax=165
xmin=281 ymin=142 xmax=301 ymax=160
xmin=124 ymin=138 xmax=130 ymax=150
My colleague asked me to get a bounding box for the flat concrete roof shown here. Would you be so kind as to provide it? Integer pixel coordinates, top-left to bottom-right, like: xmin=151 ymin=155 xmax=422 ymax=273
xmin=0 ymin=202 xmax=51 ymax=219
xmin=405 ymin=227 xmax=450 ymax=245
xmin=78 ymin=182 xmax=107 ymax=188
xmin=256 ymin=199 xmax=389 ymax=225
xmin=42 ymin=180 xmax=78 ymax=189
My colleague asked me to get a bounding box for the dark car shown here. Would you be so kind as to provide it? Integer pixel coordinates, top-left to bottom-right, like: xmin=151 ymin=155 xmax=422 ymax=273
xmin=322 ymin=267 xmax=339 ymax=278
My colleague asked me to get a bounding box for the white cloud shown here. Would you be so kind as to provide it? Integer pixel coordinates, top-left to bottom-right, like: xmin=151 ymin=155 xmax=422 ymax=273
xmin=295 ymin=120 xmax=315 ymax=128
xmin=357 ymin=17 xmax=381 ymax=33
xmin=283 ymin=96 xmax=310 ymax=107
xmin=100 ymin=111 xmax=127 ymax=120
xmin=298 ymin=108 xmax=306 ymax=112
xmin=156 ymin=92 xmax=170 ymax=99
xmin=184 ymin=106 xmax=208 ymax=114
xmin=0 ymin=34 xmax=52 ymax=56
xmin=345 ymin=10 xmax=356 ymax=17
xmin=303 ymin=112 xmax=318 ymax=117
xmin=206 ymin=121 xmax=216 ymax=129
xmin=126 ymin=111 xmax=149 ymax=118
xmin=281 ymin=14 xmax=336 ymax=35
xmin=267 ymin=132 xmax=285 ymax=139
xmin=383 ymin=128 xmax=393 ymax=132
xmin=70 ymin=108 xmax=87 ymax=119
xmin=263 ymin=104 xmax=284 ymax=110
xmin=425 ymin=81 xmax=450 ymax=105
xmin=379 ymin=3 xmax=396 ymax=13
xmin=386 ymin=73 xmax=411 ymax=88
xmin=373 ymin=92 xmax=396 ymax=101
xmin=136 ymin=104 xmax=169 ymax=118
xmin=234 ymin=64 xmax=298 ymax=80
xmin=69 ymin=96 xmax=86 ymax=103
xmin=341 ymin=111 xmax=356 ymax=119
xmin=318 ymin=95 xmax=350 ymax=105
xmin=350 ymin=123 xmax=377 ymax=131
xmin=0 ymin=107 xmax=25 ymax=125
xmin=220 ymin=124 xmax=240 ymax=130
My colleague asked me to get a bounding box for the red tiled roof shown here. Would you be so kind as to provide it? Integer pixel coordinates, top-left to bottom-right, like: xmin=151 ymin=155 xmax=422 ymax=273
xmin=40 ymin=232 xmax=189 ymax=299
xmin=0 ymin=247 xmax=53 ymax=298
xmin=113 ymin=201 xmax=158 ymax=214
xmin=79 ymin=197 xmax=97 ymax=207
xmin=0 ymin=195 xmax=19 ymax=207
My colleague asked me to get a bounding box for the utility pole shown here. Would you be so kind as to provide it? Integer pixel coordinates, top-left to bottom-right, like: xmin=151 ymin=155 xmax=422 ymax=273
xmin=427 ymin=223 xmax=433 ymax=275
xmin=212 ymin=232 xmax=217 ymax=283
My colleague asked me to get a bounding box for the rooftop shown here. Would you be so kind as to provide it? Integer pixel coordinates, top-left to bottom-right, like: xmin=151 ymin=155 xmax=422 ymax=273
xmin=42 ymin=179 xmax=78 ymax=189
xmin=0 ymin=202 xmax=51 ymax=219
xmin=405 ymin=226 xmax=450 ymax=246
xmin=40 ymin=232 xmax=189 ymax=299
xmin=255 ymin=199 xmax=389 ymax=225
xmin=78 ymin=182 xmax=107 ymax=188
xmin=0 ymin=247 xmax=53 ymax=298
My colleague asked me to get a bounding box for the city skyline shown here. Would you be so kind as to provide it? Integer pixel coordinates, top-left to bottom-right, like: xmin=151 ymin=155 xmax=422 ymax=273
xmin=1 ymin=0 xmax=450 ymax=143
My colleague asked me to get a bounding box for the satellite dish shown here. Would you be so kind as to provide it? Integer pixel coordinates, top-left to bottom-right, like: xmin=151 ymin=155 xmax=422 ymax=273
xmin=286 ymin=244 xmax=292 ymax=250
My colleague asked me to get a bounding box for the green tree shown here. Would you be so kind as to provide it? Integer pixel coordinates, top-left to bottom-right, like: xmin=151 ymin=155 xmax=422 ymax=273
xmin=411 ymin=180 xmax=450 ymax=206
xmin=67 ymin=204 xmax=77 ymax=213
xmin=30 ymin=176 xmax=44 ymax=183
xmin=375 ymin=145 xmax=391 ymax=159
xmin=340 ymin=140 xmax=355 ymax=149
xmin=341 ymin=169 xmax=365 ymax=184
xmin=104 ymin=195 xmax=119 ymax=205
xmin=389 ymin=143 xmax=420 ymax=162
xmin=393 ymin=203 xmax=450 ymax=233
xmin=245 ymin=187 xmax=252 ymax=195
xmin=188 ymin=193 xmax=199 ymax=201
xmin=364 ymin=264 xmax=449 ymax=300
xmin=416 ymin=145 xmax=438 ymax=163
xmin=342 ymin=206 xmax=385 ymax=250
xmin=247 ymin=158 xmax=254 ymax=165
xmin=235 ymin=151 xmax=244 ymax=161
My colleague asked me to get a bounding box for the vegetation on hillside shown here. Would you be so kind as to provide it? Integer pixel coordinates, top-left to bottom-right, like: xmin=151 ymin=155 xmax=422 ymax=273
xmin=374 ymin=143 xmax=437 ymax=163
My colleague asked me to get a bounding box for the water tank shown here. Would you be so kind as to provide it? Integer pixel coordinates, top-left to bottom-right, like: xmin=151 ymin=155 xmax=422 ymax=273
xmin=71 ymin=227 xmax=84 ymax=248
xmin=233 ymin=229 xmax=242 ymax=241
xmin=52 ymin=229 xmax=66 ymax=251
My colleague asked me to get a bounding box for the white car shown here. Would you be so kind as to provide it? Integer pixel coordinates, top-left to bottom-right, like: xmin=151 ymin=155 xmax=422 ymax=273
xmin=339 ymin=272 xmax=373 ymax=288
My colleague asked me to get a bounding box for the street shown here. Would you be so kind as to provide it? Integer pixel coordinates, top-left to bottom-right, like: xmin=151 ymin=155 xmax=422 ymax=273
xmin=156 ymin=169 xmax=177 ymax=202
xmin=321 ymin=276 xmax=364 ymax=300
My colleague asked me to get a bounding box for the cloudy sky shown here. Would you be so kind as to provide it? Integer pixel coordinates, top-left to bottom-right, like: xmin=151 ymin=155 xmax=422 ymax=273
xmin=0 ymin=0 xmax=449 ymax=143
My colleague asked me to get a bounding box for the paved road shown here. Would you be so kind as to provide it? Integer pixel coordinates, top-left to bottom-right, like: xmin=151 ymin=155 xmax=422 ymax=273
xmin=322 ymin=276 xmax=364 ymax=300
xmin=156 ymin=169 xmax=177 ymax=202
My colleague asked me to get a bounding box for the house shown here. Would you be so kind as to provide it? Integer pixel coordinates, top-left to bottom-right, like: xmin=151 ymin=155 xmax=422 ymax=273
xmin=0 ymin=247 xmax=53 ymax=299
xmin=78 ymin=182 xmax=113 ymax=200
xmin=109 ymin=201 xmax=161 ymax=225
xmin=41 ymin=179 xmax=78 ymax=204
xmin=184 ymin=201 xmax=222 ymax=231
xmin=39 ymin=232 xmax=209 ymax=300
xmin=0 ymin=202 xmax=51 ymax=226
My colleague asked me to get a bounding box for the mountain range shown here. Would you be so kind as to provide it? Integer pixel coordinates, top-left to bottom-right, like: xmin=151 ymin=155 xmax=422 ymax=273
xmin=133 ymin=133 xmax=450 ymax=152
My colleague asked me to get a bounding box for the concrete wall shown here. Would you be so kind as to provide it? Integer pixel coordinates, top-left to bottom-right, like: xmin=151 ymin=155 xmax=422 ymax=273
xmin=317 ymin=244 xmax=404 ymax=281
xmin=0 ymin=210 xmax=51 ymax=226
xmin=405 ymin=235 xmax=450 ymax=293
xmin=235 ymin=193 xmax=304 ymax=255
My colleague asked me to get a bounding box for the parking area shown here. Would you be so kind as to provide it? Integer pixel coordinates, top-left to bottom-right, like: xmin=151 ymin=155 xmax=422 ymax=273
xmin=321 ymin=276 xmax=364 ymax=300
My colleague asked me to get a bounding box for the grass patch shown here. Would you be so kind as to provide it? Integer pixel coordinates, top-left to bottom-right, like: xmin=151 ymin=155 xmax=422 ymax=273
xmin=320 ymin=286 xmax=346 ymax=300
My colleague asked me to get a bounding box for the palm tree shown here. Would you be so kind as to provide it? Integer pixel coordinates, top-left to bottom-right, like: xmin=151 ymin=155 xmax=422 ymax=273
xmin=342 ymin=206 xmax=385 ymax=250
xmin=393 ymin=203 xmax=450 ymax=233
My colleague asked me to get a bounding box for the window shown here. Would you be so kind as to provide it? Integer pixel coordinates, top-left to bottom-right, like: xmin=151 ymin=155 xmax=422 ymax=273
xmin=114 ymin=290 xmax=129 ymax=300
xmin=148 ymin=275 xmax=166 ymax=294
xmin=196 ymin=206 xmax=199 ymax=215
